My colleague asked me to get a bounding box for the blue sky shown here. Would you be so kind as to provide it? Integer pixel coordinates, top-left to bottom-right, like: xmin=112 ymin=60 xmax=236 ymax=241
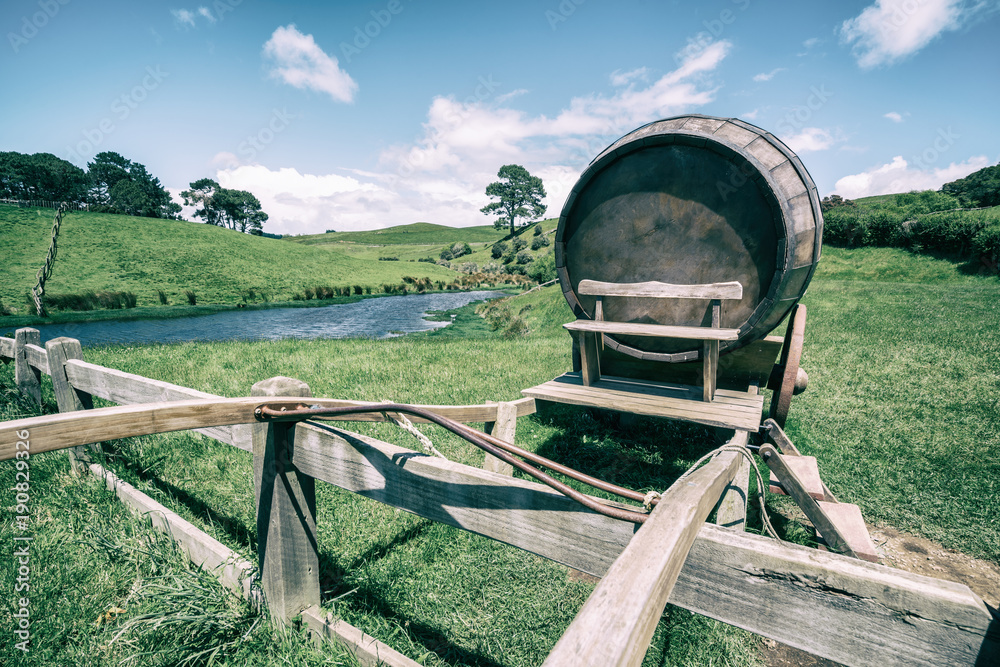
xmin=2 ymin=0 xmax=998 ymax=234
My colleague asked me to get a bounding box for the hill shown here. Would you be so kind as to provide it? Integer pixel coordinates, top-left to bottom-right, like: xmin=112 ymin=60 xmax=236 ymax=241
xmin=286 ymin=222 xmax=510 ymax=246
xmin=0 ymin=205 xmax=457 ymax=311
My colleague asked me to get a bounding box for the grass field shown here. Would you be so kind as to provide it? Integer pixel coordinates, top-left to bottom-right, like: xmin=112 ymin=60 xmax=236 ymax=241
xmin=0 ymin=206 xmax=458 ymax=311
xmin=1 ymin=231 xmax=998 ymax=664
xmin=285 ymin=222 xmax=514 ymax=246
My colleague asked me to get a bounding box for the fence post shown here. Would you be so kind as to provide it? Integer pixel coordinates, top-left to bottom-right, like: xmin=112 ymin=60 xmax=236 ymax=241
xmin=252 ymin=376 xmax=320 ymax=622
xmin=45 ymin=337 xmax=95 ymax=473
xmin=483 ymin=401 xmax=517 ymax=476
xmin=14 ymin=328 xmax=42 ymax=407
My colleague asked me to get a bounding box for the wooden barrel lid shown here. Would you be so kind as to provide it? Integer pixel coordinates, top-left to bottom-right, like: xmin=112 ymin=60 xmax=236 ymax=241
xmin=555 ymin=115 xmax=823 ymax=362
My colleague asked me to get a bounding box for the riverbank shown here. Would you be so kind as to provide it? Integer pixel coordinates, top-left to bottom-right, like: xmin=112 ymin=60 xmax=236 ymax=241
xmin=0 ymin=286 xmax=516 ymax=335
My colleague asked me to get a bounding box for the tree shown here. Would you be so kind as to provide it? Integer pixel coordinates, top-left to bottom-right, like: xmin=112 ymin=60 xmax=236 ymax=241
xmin=182 ymin=178 xmax=268 ymax=234
xmin=87 ymin=152 xmax=178 ymax=218
xmin=217 ymin=189 xmax=268 ymax=235
xmin=181 ymin=178 xmax=223 ymax=226
xmin=941 ymin=163 xmax=1000 ymax=208
xmin=480 ymin=164 xmax=546 ymax=236
xmin=0 ymin=151 xmax=87 ymax=201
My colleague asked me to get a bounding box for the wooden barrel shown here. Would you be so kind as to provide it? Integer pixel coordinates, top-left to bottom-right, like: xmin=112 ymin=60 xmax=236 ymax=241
xmin=555 ymin=114 xmax=823 ymax=362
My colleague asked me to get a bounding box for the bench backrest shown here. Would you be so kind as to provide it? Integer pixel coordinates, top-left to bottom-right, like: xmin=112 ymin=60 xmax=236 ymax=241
xmin=577 ymin=280 xmax=743 ymax=301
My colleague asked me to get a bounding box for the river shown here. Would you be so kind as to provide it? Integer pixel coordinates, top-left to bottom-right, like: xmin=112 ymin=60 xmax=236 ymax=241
xmin=28 ymin=291 xmax=505 ymax=347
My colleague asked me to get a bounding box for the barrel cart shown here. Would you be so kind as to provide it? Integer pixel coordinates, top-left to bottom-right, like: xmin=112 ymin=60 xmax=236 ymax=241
xmin=524 ymin=114 xmax=877 ymax=560
xmin=2 ymin=116 xmax=996 ymax=666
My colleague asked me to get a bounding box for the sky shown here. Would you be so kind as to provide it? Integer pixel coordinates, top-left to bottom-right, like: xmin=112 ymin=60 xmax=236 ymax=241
xmin=2 ymin=0 xmax=999 ymax=235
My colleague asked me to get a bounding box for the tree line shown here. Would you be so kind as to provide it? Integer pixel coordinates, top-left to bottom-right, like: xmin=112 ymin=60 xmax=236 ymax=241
xmin=0 ymin=150 xmax=268 ymax=234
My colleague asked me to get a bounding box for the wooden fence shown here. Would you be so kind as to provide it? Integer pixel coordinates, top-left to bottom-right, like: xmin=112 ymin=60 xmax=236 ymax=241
xmin=0 ymin=329 xmax=997 ymax=666
xmin=0 ymin=198 xmax=90 ymax=210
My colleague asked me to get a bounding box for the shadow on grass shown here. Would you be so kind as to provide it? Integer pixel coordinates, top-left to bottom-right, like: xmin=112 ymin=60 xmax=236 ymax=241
xmin=99 ymin=441 xmax=506 ymax=667
xmin=529 ymin=402 xmax=723 ymax=494
xmin=96 ymin=442 xmax=257 ymax=550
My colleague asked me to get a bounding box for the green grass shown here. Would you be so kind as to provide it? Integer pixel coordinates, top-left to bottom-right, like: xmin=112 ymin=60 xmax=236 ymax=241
xmin=286 ymin=222 xmax=513 ymax=246
xmin=2 ymin=242 xmax=998 ymax=665
xmin=0 ymin=205 xmax=456 ymax=311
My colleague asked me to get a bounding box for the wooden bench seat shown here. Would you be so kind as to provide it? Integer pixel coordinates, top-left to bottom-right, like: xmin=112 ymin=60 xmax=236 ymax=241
xmin=569 ymin=279 xmax=744 ymax=401
xmin=522 ymin=372 xmax=764 ymax=431
xmin=564 ymin=320 xmax=740 ymax=341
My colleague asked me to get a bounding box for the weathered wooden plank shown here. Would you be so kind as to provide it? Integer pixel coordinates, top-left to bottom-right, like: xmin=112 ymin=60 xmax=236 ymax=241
xmin=522 ymin=373 xmax=763 ymax=431
xmin=0 ymin=336 xmax=13 ymax=360
xmin=23 ymin=343 xmax=48 ymax=375
xmin=761 ymin=444 xmax=858 ymax=559
xmin=673 ymin=526 xmax=999 ymax=667
xmin=14 ymin=329 xmax=42 ymax=406
xmin=64 ymin=359 xmax=533 ymax=432
xmin=714 ymin=430 xmax=751 ymax=531
xmin=577 ymin=280 xmax=743 ymax=300
xmin=565 ymin=320 xmax=740 ymax=341
xmin=543 ymin=451 xmax=740 ymax=667
xmin=523 ymin=381 xmax=759 ymax=424
xmin=45 ymin=337 xmax=95 ymax=472
xmin=301 ymin=606 xmax=421 ymax=667
xmin=252 ymin=377 xmax=320 ymax=622
xmin=87 ymin=462 xmax=257 ymax=600
xmin=573 ymin=330 xmax=601 ymax=385
xmin=483 ymin=401 xmax=517 ymax=476
xmin=64 ymin=359 xmax=250 ymax=449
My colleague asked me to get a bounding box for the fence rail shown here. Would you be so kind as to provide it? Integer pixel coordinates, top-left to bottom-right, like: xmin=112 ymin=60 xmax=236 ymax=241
xmin=0 ymin=329 xmax=996 ymax=667
xmin=0 ymin=197 xmax=90 ymax=210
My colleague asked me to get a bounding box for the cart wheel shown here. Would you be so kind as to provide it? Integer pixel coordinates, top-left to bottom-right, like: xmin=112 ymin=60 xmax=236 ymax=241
xmin=769 ymin=304 xmax=807 ymax=428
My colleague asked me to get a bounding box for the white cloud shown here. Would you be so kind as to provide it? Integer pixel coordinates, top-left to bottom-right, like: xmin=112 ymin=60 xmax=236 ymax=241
xmin=884 ymin=111 xmax=904 ymax=122
xmin=802 ymin=37 xmax=822 ymax=48
xmin=610 ymin=67 xmax=650 ymax=86
xmin=210 ymin=42 xmax=732 ymax=234
xmin=752 ymin=67 xmax=786 ymax=82
xmin=742 ymin=108 xmax=759 ymax=120
xmin=833 ymin=154 xmax=989 ymax=198
xmin=840 ymin=0 xmax=997 ymax=68
xmin=171 ymin=9 xmax=196 ymax=27
xmin=495 ymin=88 xmax=529 ymax=103
xmin=197 ymin=6 xmax=216 ymax=24
xmin=784 ymin=127 xmax=840 ymax=153
xmin=262 ymin=25 xmax=358 ymax=103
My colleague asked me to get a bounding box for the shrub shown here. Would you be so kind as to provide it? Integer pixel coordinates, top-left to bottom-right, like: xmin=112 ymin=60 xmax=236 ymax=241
xmin=439 ymin=248 xmax=454 ymax=261
xmin=451 ymin=242 xmax=472 ymax=258
xmin=353 ymin=285 xmax=363 ymax=295
xmin=482 ymin=261 xmax=502 ymax=274
xmin=530 ymin=235 xmax=550 ymax=250
xmin=822 ymin=207 xmax=866 ymax=247
xmin=185 ymin=290 xmax=197 ymax=305
xmin=437 ymin=259 xmax=451 ymax=268
xmin=303 ymin=287 xmax=314 ymax=300
xmin=908 ymin=211 xmax=989 ymax=256
xmin=502 ymin=250 xmax=516 ymax=265
xmin=516 ymin=250 xmax=532 ymax=264
xmin=533 ymin=224 xmax=543 ymax=236
xmin=122 ymin=292 xmax=137 ymax=308
xmin=0 ymin=299 xmax=12 ymax=316
xmin=527 ymin=252 xmax=557 ymax=283
xmin=379 ymin=256 xmax=399 ymax=261
xmin=971 ymin=224 xmax=1000 ymax=271
xmin=418 ymin=257 xmax=435 ymax=263
xmin=365 ymin=286 xmax=372 ymax=294
xmin=512 ymin=237 xmax=527 ymax=252
xmin=458 ymin=262 xmax=478 ymax=274
xmin=491 ymin=242 xmax=508 ymax=259
xmin=157 ymin=289 xmax=168 ymax=305
xmin=865 ymin=209 xmax=905 ymax=247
